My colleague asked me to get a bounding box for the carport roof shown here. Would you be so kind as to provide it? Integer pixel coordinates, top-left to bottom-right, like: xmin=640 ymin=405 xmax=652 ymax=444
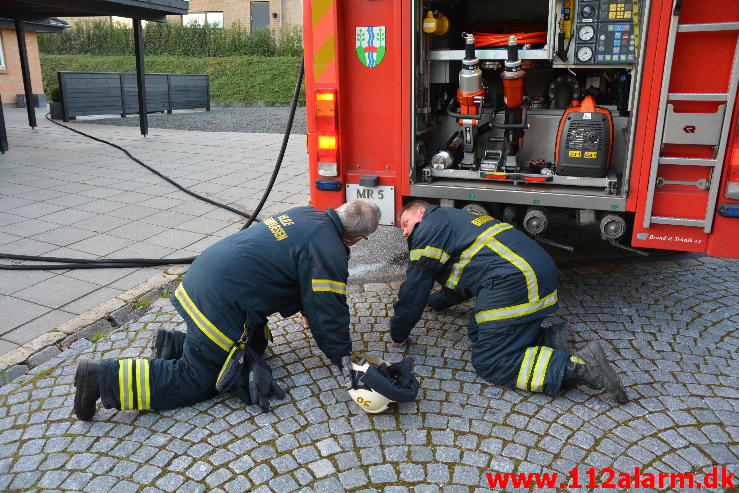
xmin=0 ymin=0 xmax=188 ymax=23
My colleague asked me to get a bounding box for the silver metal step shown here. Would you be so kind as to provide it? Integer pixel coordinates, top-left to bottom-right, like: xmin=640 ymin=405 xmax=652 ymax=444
xmin=668 ymin=93 xmax=728 ymax=101
xmin=650 ymin=216 xmax=706 ymax=227
xmin=657 ymin=157 xmax=718 ymax=167
xmin=678 ymin=22 xmax=739 ymax=32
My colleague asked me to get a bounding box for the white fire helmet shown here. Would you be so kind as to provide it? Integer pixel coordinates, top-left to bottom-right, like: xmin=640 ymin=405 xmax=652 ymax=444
xmin=344 ymin=353 xmax=420 ymax=414
xmin=347 ymin=358 xmax=393 ymax=414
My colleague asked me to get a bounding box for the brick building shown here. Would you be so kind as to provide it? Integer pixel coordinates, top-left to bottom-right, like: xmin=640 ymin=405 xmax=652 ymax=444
xmin=65 ymin=0 xmax=303 ymax=31
xmin=0 ymin=18 xmax=67 ymax=104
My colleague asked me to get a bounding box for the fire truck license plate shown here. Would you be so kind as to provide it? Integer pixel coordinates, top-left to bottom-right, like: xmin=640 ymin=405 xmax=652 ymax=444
xmin=346 ymin=184 xmax=395 ymax=226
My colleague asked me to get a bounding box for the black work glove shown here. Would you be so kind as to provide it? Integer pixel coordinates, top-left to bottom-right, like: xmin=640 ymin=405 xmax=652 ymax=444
xmin=246 ymin=348 xmax=286 ymax=412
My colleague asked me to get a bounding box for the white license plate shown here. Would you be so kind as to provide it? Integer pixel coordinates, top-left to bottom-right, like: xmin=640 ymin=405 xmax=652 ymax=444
xmin=346 ymin=184 xmax=395 ymax=225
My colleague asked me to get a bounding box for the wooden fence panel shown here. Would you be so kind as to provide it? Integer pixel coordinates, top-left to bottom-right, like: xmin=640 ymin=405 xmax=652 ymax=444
xmin=58 ymin=71 xmax=209 ymax=120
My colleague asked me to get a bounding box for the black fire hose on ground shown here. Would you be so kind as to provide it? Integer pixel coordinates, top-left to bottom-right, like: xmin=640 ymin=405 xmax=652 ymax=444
xmin=0 ymin=58 xmax=305 ymax=270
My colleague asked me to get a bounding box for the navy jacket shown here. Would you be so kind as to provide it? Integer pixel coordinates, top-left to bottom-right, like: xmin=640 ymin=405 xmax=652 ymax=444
xmin=391 ymin=205 xmax=558 ymax=342
xmin=172 ymin=206 xmax=352 ymax=366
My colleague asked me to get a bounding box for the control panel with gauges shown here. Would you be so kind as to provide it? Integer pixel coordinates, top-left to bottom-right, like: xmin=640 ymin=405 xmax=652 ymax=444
xmin=573 ymin=0 xmax=639 ymax=64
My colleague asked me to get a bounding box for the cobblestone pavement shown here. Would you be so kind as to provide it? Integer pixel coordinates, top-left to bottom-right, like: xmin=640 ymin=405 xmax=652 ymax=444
xmin=0 ymin=257 xmax=737 ymax=492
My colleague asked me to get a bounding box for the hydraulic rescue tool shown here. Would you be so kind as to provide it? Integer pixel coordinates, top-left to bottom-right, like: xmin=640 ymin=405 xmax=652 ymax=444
xmin=452 ymin=34 xmax=485 ymax=168
xmin=481 ymin=35 xmax=529 ymax=173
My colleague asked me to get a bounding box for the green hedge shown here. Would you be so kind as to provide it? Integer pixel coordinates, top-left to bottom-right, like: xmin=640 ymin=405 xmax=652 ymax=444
xmin=38 ymin=20 xmax=303 ymax=57
xmin=41 ymin=55 xmax=303 ymax=104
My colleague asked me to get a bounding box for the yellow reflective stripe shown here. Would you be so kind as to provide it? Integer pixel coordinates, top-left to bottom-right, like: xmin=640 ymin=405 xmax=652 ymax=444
xmin=531 ymin=347 xmax=553 ymax=393
xmin=410 ymin=246 xmax=451 ymax=264
xmin=311 ymin=279 xmax=347 ymax=295
xmin=136 ymin=359 xmax=143 ymax=410
xmin=445 ymin=223 xmax=512 ymax=288
xmin=486 ymin=238 xmax=539 ymax=303
xmin=475 ymin=290 xmax=558 ymax=324
xmin=217 ymin=346 xmax=239 ymax=385
xmin=516 ymin=347 xmax=537 ymax=390
xmin=120 ymin=359 xmax=134 ymax=411
xmin=143 ymin=359 xmax=150 ymax=409
xmin=134 ymin=359 xmax=150 ymax=410
xmin=128 ymin=361 xmax=134 ymax=410
xmin=175 ymin=284 xmax=233 ymax=352
xmin=118 ymin=360 xmax=126 ymax=411
xmin=570 ymin=355 xmax=586 ymax=365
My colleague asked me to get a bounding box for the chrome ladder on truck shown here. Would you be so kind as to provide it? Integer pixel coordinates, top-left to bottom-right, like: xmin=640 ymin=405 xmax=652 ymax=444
xmin=642 ymin=0 xmax=739 ymax=232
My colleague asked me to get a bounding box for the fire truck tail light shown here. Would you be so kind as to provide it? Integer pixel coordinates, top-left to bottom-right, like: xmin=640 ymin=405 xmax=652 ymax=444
xmin=315 ymin=90 xmax=337 ymax=132
xmin=318 ymin=135 xmax=337 ymax=149
xmin=318 ymin=162 xmax=338 ymax=176
xmin=317 ymin=135 xmax=338 ymax=175
xmin=730 ymin=148 xmax=739 ymax=182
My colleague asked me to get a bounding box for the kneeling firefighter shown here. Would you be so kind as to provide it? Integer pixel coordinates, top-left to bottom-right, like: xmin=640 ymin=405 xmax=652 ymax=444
xmin=391 ymin=200 xmax=628 ymax=404
xmin=73 ymin=200 xmax=383 ymax=420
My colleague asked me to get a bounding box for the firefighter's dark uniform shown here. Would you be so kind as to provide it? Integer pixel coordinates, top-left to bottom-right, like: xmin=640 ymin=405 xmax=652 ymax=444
xmin=98 ymin=206 xmax=353 ymax=412
xmin=390 ymin=205 xmax=568 ymax=396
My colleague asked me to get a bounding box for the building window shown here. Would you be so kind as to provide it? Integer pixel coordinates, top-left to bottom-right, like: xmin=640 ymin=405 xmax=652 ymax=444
xmin=183 ymin=12 xmax=224 ymax=28
xmin=0 ymin=37 xmax=5 ymax=70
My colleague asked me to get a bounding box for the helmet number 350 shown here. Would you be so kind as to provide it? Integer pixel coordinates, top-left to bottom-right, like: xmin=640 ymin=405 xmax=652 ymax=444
xmin=355 ymin=396 xmax=372 ymax=407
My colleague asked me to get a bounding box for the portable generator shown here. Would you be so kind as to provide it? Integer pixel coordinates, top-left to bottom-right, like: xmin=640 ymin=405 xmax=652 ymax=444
xmin=555 ymin=95 xmax=613 ymax=178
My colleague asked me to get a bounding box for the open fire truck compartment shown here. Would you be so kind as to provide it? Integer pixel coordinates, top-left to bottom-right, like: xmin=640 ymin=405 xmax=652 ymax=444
xmin=302 ymin=0 xmax=739 ymax=258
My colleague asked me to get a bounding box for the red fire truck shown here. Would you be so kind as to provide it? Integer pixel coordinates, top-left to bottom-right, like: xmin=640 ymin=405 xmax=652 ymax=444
xmin=302 ymin=0 xmax=739 ymax=258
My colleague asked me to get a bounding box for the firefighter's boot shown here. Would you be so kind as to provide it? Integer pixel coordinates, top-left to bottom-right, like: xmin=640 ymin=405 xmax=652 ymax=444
xmin=540 ymin=322 xmax=573 ymax=354
xmin=564 ymin=341 xmax=628 ymax=404
xmin=152 ymin=329 xmax=186 ymax=360
xmin=74 ymin=360 xmax=101 ymax=421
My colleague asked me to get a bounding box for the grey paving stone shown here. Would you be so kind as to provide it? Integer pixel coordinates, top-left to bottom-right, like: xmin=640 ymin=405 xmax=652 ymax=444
xmin=369 ymin=464 xmax=398 ymax=484
xmin=248 ymin=463 xmax=274 ymax=484
xmin=308 ymin=458 xmax=336 ymax=478
xmin=268 ymin=474 xmax=299 ymax=492
xmin=340 ymin=468 xmax=370 ymax=489
xmin=83 ymin=475 xmax=118 ymax=492
xmin=156 ymin=472 xmax=186 ymax=492
xmin=205 ymin=468 xmax=233 ymax=489
xmin=38 ymin=470 xmax=69 ymax=489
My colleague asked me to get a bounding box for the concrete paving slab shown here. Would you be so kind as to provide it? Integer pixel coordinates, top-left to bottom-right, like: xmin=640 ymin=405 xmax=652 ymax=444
xmin=41 ymin=208 xmax=99 ymax=226
xmin=70 ymin=214 xmax=132 ymax=234
xmin=67 ymin=234 xmax=136 ymax=257
xmin=0 ymin=230 xmax=22 ymax=245
xmin=13 ymin=275 xmax=99 ymax=309
xmin=0 ymin=218 xmax=64 ymax=237
xmin=146 ymin=230 xmax=206 ymax=250
xmin=0 ymin=213 xmax=24 ymax=227
xmin=0 ymin=237 xmax=59 ymax=256
xmin=106 ymin=221 xmax=167 ymax=242
xmin=29 ymin=226 xmax=98 ymax=247
xmin=43 ymin=193 xmax=98 ymax=208
xmin=61 ymin=287 xmax=125 ymax=315
xmin=108 ymin=242 xmax=175 ymax=260
xmin=0 ymin=296 xmax=49 ymax=335
xmin=108 ymin=268 xmax=171 ymax=292
xmin=8 ymin=201 xmax=66 ymax=219
xmin=0 ymin=270 xmax=57 ymax=296
xmin=3 ymin=309 xmax=76 ymax=345
xmin=105 ymin=204 xmax=155 ymax=221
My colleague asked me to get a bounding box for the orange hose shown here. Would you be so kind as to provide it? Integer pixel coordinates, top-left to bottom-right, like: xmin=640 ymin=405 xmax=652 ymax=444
xmin=472 ymin=31 xmax=547 ymax=48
